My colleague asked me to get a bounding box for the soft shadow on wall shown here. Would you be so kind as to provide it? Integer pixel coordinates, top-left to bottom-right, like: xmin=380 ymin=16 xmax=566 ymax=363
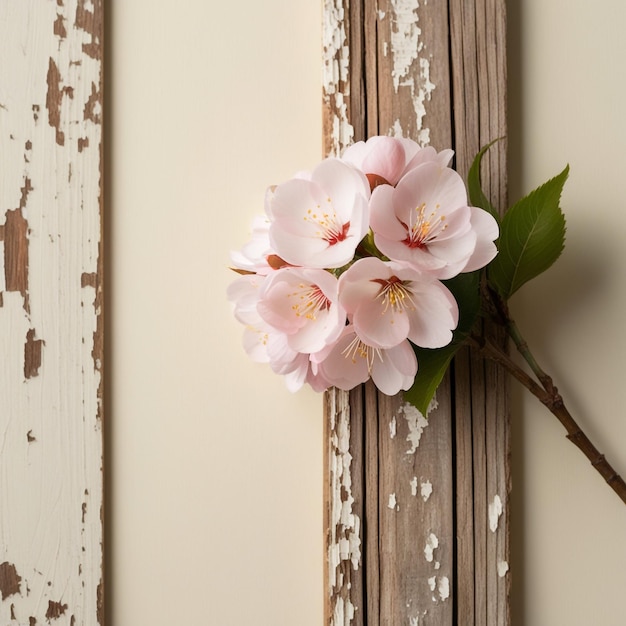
xmin=505 ymin=2 xmax=526 ymax=624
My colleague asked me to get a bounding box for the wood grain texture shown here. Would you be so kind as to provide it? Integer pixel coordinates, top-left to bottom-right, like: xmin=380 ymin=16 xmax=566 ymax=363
xmin=323 ymin=1 xmax=508 ymax=624
xmin=0 ymin=1 xmax=104 ymax=624
xmin=449 ymin=2 xmax=510 ymax=622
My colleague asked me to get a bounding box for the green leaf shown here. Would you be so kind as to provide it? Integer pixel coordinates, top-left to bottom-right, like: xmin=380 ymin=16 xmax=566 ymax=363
xmin=404 ymin=344 xmax=458 ymax=415
xmin=467 ymin=139 xmax=501 ymax=221
xmin=489 ymin=166 xmax=568 ymax=300
xmin=404 ymin=271 xmax=482 ymax=415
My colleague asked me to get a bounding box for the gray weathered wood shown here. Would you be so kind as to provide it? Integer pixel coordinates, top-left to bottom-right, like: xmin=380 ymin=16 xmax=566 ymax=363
xmin=323 ymin=1 xmax=509 ymax=624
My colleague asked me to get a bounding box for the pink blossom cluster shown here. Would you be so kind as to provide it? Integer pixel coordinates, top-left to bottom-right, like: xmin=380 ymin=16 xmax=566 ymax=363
xmin=228 ymin=136 xmax=498 ymax=395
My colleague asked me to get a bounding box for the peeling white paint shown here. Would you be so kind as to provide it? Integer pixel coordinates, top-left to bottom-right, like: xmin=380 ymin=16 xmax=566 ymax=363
xmin=489 ymin=494 xmax=504 ymax=533
xmin=387 ymin=0 xmax=435 ymax=145
xmin=434 ymin=561 xmax=440 ymax=570
xmin=378 ymin=9 xmax=387 ymax=20
xmin=498 ymin=560 xmax=510 ymax=578
xmin=389 ymin=0 xmax=422 ymax=91
xmin=428 ymin=576 xmax=437 ymax=592
xmin=323 ymin=0 xmax=349 ymax=89
xmin=388 ymin=492 xmax=398 ymax=510
xmin=328 ymin=390 xmax=362 ymax=625
xmin=323 ymin=0 xmax=354 ymax=155
xmin=391 ymin=118 xmax=404 ymax=137
xmin=410 ymin=476 xmax=418 ymax=496
xmin=0 ymin=2 xmax=103 ymax=623
xmin=399 ymin=397 xmax=436 ymax=454
xmin=330 ymin=92 xmax=354 ymax=156
xmin=437 ymin=576 xmax=450 ymax=601
xmin=333 ymin=596 xmax=356 ymax=624
xmin=420 ymin=480 xmax=433 ymax=502
xmin=389 ymin=415 xmax=397 ymax=439
xmin=424 ymin=532 xmax=439 ymax=562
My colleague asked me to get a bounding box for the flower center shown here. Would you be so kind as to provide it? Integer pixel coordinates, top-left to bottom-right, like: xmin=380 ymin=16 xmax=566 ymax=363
xmin=304 ymin=200 xmax=350 ymax=245
xmin=342 ymin=334 xmax=383 ymax=374
xmin=366 ymin=173 xmax=391 ymax=191
xmin=372 ymin=276 xmax=416 ymax=314
xmin=288 ymin=283 xmax=331 ymax=320
xmin=402 ymin=202 xmax=447 ymax=248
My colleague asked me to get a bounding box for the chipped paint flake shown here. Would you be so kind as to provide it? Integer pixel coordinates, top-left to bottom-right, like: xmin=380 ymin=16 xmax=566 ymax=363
xmin=0 ymin=562 xmax=22 ymax=599
xmin=398 ymin=397 xmax=436 ymax=454
xmin=389 ymin=0 xmax=422 ymax=90
xmin=323 ymin=0 xmax=354 ymax=155
xmin=389 ymin=415 xmax=397 ymax=439
xmin=410 ymin=476 xmax=418 ymax=496
xmin=388 ymin=492 xmax=398 ymax=510
xmin=391 ymin=119 xmax=404 ymax=137
xmin=437 ymin=576 xmax=450 ymax=601
xmin=333 ymin=596 xmax=356 ymax=624
xmin=46 ymin=600 xmax=68 ymax=620
xmin=424 ymin=533 xmax=438 ymax=562
xmin=498 ymin=560 xmax=509 ymax=578
xmin=420 ymin=480 xmax=433 ymax=502
xmin=489 ymin=494 xmax=503 ymax=533
xmin=427 ymin=576 xmax=436 ymax=592
xmin=327 ymin=390 xmax=361 ymax=625
xmin=387 ymin=0 xmax=435 ymax=144
xmin=24 ymin=328 xmax=44 ymax=379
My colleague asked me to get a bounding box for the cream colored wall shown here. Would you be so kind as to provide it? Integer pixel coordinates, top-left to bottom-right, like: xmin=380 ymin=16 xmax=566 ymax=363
xmin=508 ymin=1 xmax=626 ymax=624
xmin=110 ymin=1 xmax=626 ymax=625
xmin=109 ymin=1 xmax=323 ymax=624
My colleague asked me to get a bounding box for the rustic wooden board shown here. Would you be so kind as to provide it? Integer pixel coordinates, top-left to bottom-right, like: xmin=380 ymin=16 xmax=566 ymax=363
xmin=0 ymin=1 xmax=104 ymax=624
xmin=323 ymin=1 xmax=509 ymax=624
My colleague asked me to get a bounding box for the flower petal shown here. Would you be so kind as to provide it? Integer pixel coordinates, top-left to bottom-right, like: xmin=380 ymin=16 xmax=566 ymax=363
xmin=371 ymin=340 xmax=417 ymax=395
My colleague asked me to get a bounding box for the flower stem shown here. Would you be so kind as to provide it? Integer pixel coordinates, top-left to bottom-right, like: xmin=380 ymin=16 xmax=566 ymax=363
xmin=475 ymin=291 xmax=626 ymax=506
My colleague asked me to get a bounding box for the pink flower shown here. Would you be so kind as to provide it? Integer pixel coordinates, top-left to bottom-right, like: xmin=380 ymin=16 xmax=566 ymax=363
xmin=314 ymin=326 xmax=417 ymax=395
xmin=227 ymin=274 xmax=274 ymax=362
xmin=461 ymin=206 xmax=500 ymax=273
xmin=268 ymin=158 xmax=370 ymax=269
xmin=227 ymin=274 xmax=332 ymax=392
xmin=230 ymin=215 xmax=275 ymax=274
xmin=256 ymin=267 xmax=346 ymax=354
xmin=369 ymin=161 xmax=498 ymax=278
xmin=276 ymin=353 xmax=332 ymax=393
xmin=338 ymin=257 xmax=458 ymax=350
xmin=342 ymin=136 xmax=453 ymax=189
xmin=227 ymin=274 xmax=265 ymax=326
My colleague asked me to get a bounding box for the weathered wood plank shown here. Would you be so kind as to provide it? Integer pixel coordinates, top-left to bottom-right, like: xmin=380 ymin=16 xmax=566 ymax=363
xmin=371 ymin=0 xmax=452 ymax=146
xmin=324 ymin=388 xmax=364 ymax=625
xmin=0 ymin=1 xmax=104 ymax=624
xmin=323 ymin=1 xmax=509 ymax=623
xmin=363 ymin=381 xmax=380 ymax=626
xmin=369 ymin=4 xmax=456 ymax=623
xmin=449 ymin=1 xmax=510 ymax=622
xmin=453 ymin=348 xmax=476 ymax=622
xmin=378 ymin=385 xmax=454 ymax=624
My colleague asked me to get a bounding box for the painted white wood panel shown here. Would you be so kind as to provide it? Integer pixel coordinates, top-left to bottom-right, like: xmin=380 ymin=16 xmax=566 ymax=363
xmin=0 ymin=1 xmax=103 ymax=624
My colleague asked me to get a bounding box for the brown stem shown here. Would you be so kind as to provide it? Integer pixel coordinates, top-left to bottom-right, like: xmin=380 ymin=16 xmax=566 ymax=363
xmin=470 ymin=334 xmax=626 ymax=505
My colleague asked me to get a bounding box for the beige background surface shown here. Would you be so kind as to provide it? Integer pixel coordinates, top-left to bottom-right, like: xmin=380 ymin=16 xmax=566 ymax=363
xmin=109 ymin=1 xmax=626 ymax=624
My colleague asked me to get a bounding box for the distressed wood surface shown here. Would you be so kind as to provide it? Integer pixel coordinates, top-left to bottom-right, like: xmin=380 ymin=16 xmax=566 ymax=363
xmin=0 ymin=2 xmax=104 ymax=624
xmin=323 ymin=1 xmax=509 ymax=624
